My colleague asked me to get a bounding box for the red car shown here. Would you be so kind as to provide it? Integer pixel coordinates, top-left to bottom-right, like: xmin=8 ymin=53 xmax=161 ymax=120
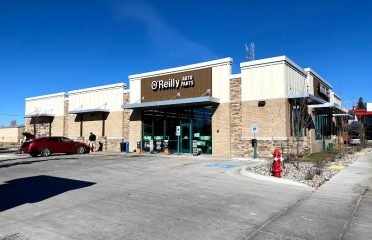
xmin=18 ymin=132 xmax=35 ymax=154
xmin=25 ymin=136 xmax=90 ymax=157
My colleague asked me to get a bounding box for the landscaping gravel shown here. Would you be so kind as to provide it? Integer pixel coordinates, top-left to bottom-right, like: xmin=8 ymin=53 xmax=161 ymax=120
xmin=246 ymin=151 xmax=358 ymax=188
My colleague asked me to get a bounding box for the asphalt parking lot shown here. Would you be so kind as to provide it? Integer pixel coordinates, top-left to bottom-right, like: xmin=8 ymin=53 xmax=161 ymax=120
xmin=0 ymin=151 xmax=371 ymax=240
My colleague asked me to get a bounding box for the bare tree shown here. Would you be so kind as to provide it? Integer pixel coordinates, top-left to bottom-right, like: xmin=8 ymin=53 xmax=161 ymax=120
xmin=289 ymin=95 xmax=313 ymax=169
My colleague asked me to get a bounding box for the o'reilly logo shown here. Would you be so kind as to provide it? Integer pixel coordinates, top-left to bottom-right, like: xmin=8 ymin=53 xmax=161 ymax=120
xmin=151 ymin=75 xmax=195 ymax=91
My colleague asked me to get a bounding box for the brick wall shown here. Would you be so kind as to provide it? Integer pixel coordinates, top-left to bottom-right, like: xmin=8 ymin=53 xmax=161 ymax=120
xmin=129 ymin=110 xmax=142 ymax=152
xmin=238 ymin=98 xmax=312 ymax=158
xmin=241 ymin=98 xmax=290 ymax=138
xmin=212 ymin=103 xmax=231 ymax=156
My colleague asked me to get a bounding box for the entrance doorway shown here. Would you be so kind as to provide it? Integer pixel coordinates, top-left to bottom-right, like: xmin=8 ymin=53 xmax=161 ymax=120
xmin=180 ymin=123 xmax=191 ymax=153
xmin=142 ymin=106 xmax=212 ymax=154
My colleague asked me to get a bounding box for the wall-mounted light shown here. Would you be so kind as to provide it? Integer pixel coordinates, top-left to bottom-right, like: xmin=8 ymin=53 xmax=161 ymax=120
xmin=258 ymin=101 xmax=266 ymax=107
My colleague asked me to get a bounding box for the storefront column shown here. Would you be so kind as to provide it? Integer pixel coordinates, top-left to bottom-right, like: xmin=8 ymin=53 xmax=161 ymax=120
xmin=129 ymin=110 xmax=142 ymax=152
xmin=80 ymin=114 xmax=83 ymax=137
xmin=212 ymin=103 xmax=231 ymax=156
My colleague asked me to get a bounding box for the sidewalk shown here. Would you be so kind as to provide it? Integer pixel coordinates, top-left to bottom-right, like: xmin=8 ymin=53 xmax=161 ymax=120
xmin=89 ymin=150 xmax=267 ymax=162
xmin=246 ymin=149 xmax=372 ymax=240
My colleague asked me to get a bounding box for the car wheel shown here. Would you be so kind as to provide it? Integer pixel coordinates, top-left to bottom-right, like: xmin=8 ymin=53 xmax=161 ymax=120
xmin=41 ymin=147 xmax=51 ymax=157
xmin=76 ymin=146 xmax=85 ymax=154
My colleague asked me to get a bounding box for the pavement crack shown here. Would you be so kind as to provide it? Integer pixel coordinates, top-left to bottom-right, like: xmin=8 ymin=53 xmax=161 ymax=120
xmin=243 ymin=191 xmax=314 ymax=240
xmin=339 ymin=187 xmax=368 ymax=240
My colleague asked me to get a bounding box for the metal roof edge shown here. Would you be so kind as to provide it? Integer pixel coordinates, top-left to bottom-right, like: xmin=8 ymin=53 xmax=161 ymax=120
xmin=129 ymin=58 xmax=233 ymax=80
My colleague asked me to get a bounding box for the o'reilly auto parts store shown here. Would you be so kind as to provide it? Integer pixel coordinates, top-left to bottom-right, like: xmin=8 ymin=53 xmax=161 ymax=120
xmin=25 ymin=56 xmax=347 ymax=157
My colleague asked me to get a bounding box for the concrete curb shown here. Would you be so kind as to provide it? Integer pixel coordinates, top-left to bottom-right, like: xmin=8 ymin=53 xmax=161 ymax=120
xmin=240 ymin=166 xmax=311 ymax=188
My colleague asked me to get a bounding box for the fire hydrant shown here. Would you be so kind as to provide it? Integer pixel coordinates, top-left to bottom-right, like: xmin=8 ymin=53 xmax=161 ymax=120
xmin=272 ymin=149 xmax=282 ymax=178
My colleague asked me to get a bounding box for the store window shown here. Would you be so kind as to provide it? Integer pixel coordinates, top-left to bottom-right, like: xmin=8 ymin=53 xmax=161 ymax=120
xmin=141 ymin=106 xmax=212 ymax=154
xmin=315 ymin=114 xmax=332 ymax=140
xmin=292 ymin=106 xmax=303 ymax=137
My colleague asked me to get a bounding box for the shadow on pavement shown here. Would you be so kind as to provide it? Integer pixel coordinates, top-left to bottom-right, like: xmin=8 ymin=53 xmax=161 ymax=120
xmin=0 ymin=175 xmax=95 ymax=212
xmin=0 ymin=157 xmax=79 ymax=169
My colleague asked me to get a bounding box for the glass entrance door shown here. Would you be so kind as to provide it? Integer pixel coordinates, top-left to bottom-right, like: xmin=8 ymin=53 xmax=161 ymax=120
xmin=180 ymin=123 xmax=191 ymax=153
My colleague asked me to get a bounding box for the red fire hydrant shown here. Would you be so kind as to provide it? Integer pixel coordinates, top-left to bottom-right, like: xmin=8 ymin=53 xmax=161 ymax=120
xmin=272 ymin=149 xmax=282 ymax=178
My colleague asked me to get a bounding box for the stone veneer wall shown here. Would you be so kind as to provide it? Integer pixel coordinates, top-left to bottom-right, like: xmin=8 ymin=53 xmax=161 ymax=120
xmin=212 ymin=103 xmax=231 ymax=156
xmin=63 ymin=100 xmax=69 ymax=136
xmin=123 ymin=92 xmax=131 ymax=142
xmin=24 ymin=116 xmax=53 ymax=137
xmin=24 ymin=118 xmax=33 ymax=135
xmin=240 ymin=137 xmax=311 ymax=158
xmin=230 ymin=77 xmax=243 ymax=156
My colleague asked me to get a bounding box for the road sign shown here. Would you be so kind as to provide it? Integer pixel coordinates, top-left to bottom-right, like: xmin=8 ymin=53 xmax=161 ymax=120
xmin=251 ymin=124 xmax=258 ymax=133
xmin=176 ymin=126 xmax=181 ymax=136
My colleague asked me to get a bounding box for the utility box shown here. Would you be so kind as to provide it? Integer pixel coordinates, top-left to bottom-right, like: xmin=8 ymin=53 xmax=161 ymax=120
xmin=120 ymin=142 xmax=126 ymax=152
xmin=328 ymin=143 xmax=334 ymax=151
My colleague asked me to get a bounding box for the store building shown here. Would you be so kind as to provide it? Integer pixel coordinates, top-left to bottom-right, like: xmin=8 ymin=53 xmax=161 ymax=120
xmin=25 ymin=83 xmax=129 ymax=151
xmin=24 ymin=55 xmax=347 ymax=156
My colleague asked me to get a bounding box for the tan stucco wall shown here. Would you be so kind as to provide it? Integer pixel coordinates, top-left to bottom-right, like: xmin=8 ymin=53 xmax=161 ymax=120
xmin=0 ymin=127 xmax=24 ymax=143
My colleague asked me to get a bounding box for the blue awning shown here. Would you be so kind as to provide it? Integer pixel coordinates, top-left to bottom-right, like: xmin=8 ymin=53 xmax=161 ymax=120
xmin=288 ymin=93 xmax=326 ymax=104
xmin=122 ymin=96 xmax=220 ymax=110
xmin=68 ymin=108 xmax=110 ymax=114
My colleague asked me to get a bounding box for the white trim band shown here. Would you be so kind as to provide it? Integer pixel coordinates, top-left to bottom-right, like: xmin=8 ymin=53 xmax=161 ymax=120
xmin=129 ymin=57 xmax=233 ymax=80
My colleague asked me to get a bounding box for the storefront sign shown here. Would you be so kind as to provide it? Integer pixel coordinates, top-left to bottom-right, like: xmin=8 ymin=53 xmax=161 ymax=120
xmin=313 ymin=76 xmax=329 ymax=101
xmin=143 ymin=136 xmax=152 ymax=140
xmin=200 ymin=136 xmax=211 ymax=141
xmin=318 ymin=83 xmax=329 ymax=97
xmin=141 ymin=68 xmax=212 ymax=102
xmin=154 ymin=136 xmax=164 ymax=140
xmin=151 ymin=75 xmax=194 ymax=91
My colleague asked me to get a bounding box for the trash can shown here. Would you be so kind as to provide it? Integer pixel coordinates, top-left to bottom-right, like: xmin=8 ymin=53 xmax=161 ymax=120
xmin=125 ymin=141 xmax=129 ymax=154
xmin=120 ymin=142 xmax=126 ymax=152
xmin=328 ymin=143 xmax=334 ymax=151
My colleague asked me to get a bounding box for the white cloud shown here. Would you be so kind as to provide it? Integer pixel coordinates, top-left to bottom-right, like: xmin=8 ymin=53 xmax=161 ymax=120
xmin=110 ymin=0 xmax=218 ymax=60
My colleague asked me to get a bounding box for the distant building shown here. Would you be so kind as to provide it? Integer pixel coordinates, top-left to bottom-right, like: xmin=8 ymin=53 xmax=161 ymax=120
xmin=348 ymin=105 xmax=372 ymax=140
xmin=0 ymin=125 xmax=25 ymax=144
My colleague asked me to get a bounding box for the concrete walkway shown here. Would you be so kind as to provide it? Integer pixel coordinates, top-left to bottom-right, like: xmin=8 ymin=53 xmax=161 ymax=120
xmin=246 ymin=149 xmax=372 ymax=240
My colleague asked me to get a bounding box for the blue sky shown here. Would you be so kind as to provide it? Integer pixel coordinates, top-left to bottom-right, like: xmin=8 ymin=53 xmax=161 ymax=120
xmin=0 ymin=0 xmax=371 ymax=126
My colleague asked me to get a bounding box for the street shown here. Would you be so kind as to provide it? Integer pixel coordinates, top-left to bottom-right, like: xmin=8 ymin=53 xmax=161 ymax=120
xmin=0 ymin=151 xmax=371 ymax=240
